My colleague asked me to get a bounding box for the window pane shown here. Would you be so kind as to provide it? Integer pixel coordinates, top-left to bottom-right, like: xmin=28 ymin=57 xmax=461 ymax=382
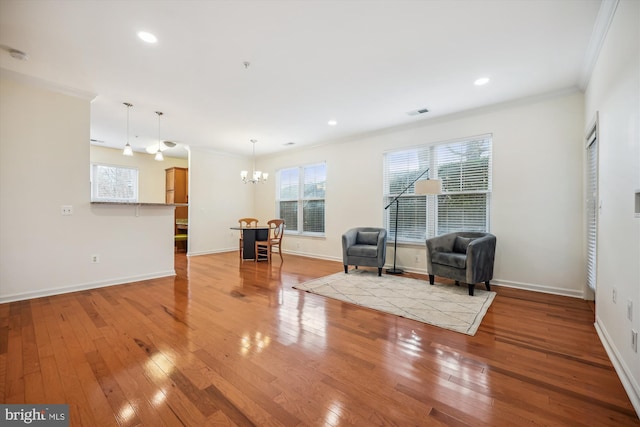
xmin=279 ymin=201 xmax=298 ymax=231
xmin=437 ymin=194 xmax=488 ymax=234
xmin=385 ymin=149 xmax=430 ymax=195
xmin=303 ymin=164 xmax=326 ymax=199
xmin=279 ymin=168 xmax=299 ymax=200
xmin=303 ymin=200 xmax=325 ymax=233
xmin=436 ymin=139 xmax=491 ymax=192
xmin=386 ymin=196 xmax=426 ymax=241
xmin=92 ymin=164 xmax=138 ymax=202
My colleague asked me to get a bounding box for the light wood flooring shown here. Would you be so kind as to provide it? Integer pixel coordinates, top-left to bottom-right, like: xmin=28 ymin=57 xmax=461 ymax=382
xmin=1 ymin=251 xmax=638 ymax=426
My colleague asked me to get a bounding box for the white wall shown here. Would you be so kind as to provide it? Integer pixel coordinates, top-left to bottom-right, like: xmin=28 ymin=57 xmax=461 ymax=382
xmin=584 ymin=0 xmax=640 ymax=415
xmin=0 ymin=72 xmax=176 ymax=303
xmin=254 ymin=91 xmax=586 ymax=297
xmin=187 ymin=146 xmax=256 ymax=256
xmin=90 ymin=145 xmax=188 ymax=203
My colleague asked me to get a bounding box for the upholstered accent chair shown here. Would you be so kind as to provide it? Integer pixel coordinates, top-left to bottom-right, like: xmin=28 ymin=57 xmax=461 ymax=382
xmin=342 ymin=227 xmax=388 ymax=276
xmin=425 ymin=232 xmax=496 ymax=296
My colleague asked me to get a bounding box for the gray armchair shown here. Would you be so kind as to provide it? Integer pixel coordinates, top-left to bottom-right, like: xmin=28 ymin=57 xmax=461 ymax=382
xmin=426 ymin=232 xmax=496 ymax=296
xmin=342 ymin=227 xmax=388 ymax=276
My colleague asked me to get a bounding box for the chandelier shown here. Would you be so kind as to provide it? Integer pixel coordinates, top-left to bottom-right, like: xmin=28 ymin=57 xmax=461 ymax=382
xmin=241 ymin=139 xmax=268 ymax=184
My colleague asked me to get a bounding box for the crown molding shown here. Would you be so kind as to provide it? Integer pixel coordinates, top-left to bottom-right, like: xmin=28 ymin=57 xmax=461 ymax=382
xmin=578 ymin=0 xmax=620 ymax=90
xmin=0 ymin=67 xmax=97 ymax=101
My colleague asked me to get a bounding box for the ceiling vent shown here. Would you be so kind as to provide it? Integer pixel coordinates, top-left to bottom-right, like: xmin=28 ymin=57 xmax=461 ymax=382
xmin=407 ymin=108 xmax=429 ymax=116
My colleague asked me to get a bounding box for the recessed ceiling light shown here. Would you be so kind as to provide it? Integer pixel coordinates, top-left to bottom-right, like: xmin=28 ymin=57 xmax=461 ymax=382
xmin=328 ymin=120 xmax=337 ymax=126
xmin=137 ymin=31 xmax=157 ymax=44
xmin=474 ymin=77 xmax=490 ymax=86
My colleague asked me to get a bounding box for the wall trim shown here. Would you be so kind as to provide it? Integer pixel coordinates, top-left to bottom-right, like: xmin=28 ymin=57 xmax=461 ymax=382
xmin=578 ymin=0 xmax=620 ymax=89
xmin=595 ymin=317 xmax=640 ymax=418
xmin=0 ymin=270 xmax=176 ymax=304
xmin=389 ymin=266 xmax=584 ymax=298
xmin=187 ymin=247 xmax=236 ymax=257
xmin=490 ymin=279 xmax=584 ymax=299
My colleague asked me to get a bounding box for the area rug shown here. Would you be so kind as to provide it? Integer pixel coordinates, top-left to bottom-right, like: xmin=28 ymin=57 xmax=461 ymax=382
xmin=293 ymin=269 xmax=496 ymax=335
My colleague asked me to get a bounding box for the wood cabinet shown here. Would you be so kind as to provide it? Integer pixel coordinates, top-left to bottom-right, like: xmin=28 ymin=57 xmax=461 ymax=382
xmin=166 ymin=167 xmax=188 ymax=234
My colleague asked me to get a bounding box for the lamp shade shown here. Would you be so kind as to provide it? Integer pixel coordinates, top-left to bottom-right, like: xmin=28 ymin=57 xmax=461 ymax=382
xmin=415 ymin=179 xmax=442 ymax=195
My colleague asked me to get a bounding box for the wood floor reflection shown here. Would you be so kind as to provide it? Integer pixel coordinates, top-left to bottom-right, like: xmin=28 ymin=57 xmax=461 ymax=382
xmin=1 ymin=251 xmax=638 ymax=426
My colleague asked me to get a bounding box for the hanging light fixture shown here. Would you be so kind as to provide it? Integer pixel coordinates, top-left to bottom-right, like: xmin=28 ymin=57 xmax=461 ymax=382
xmin=154 ymin=111 xmax=164 ymax=161
xmin=122 ymin=102 xmax=134 ymax=156
xmin=241 ymin=139 xmax=268 ymax=184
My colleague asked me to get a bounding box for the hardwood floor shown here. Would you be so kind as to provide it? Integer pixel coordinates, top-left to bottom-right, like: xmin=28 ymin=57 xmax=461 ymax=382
xmin=1 ymin=251 xmax=638 ymax=426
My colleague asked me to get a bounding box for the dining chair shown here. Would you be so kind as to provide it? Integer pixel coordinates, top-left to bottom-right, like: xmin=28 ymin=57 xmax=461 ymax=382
xmin=255 ymin=219 xmax=284 ymax=262
xmin=238 ymin=217 xmax=259 ymax=260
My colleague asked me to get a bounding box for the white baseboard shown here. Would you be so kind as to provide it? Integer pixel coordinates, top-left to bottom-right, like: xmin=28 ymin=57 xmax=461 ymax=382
xmin=489 ymin=278 xmax=584 ymax=298
xmin=0 ymin=270 xmax=176 ymax=304
xmin=393 ymin=267 xmax=584 ymax=298
xmin=187 ymin=247 xmax=235 ymax=257
xmin=595 ymin=317 xmax=640 ymax=418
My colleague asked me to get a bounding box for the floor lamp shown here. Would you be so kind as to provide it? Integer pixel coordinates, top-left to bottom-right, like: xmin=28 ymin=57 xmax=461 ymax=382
xmin=384 ymin=168 xmax=442 ymax=275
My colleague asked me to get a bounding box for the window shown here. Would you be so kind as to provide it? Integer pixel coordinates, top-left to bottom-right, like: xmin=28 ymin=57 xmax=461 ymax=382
xmin=90 ymin=163 xmax=138 ymax=202
xmin=383 ymin=134 xmax=492 ymax=243
xmin=277 ymin=163 xmax=326 ymax=235
xmin=586 ymin=121 xmax=598 ymax=292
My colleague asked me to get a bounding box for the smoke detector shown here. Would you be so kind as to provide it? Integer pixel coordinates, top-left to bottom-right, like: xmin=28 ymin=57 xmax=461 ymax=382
xmin=9 ymin=49 xmax=28 ymax=61
xmin=407 ymin=108 xmax=429 ymax=116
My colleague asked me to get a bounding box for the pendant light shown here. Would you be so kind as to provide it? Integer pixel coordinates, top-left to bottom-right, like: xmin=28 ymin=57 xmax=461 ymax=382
xmin=241 ymin=139 xmax=268 ymax=183
xmin=154 ymin=111 xmax=164 ymax=161
xmin=122 ymin=102 xmax=134 ymax=156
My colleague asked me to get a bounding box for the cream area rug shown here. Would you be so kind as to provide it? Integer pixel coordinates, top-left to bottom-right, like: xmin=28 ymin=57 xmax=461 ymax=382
xmin=293 ymin=269 xmax=496 ymax=336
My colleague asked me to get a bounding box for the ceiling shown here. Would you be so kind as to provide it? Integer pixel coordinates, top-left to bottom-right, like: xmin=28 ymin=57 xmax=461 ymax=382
xmin=0 ymin=0 xmax=602 ymax=159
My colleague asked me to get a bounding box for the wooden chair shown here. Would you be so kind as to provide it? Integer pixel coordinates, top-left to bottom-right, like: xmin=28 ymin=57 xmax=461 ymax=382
xmin=175 ymin=218 xmax=188 ymax=253
xmin=238 ymin=217 xmax=259 ymax=260
xmin=255 ymin=219 xmax=284 ymax=262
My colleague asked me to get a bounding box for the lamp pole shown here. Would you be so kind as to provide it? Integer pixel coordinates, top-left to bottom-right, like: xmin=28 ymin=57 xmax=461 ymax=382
xmin=384 ymin=167 xmax=431 ymax=275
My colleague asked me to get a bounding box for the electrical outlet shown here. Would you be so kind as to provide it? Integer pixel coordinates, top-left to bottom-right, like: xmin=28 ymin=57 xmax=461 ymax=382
xmin=632 ymin=330 xmax=638 ymax=353
xmin=612 ymin=287 xmax=617 ymax=303
xmin=61 ymin=205 xmax=73 ymax=215
xmin=91 ymin=254 xmax=100 ymax=264
xmin=415 ymin=255 xmax=420 ymax=264
xmin=627 ymin=300 xmax=633 ymax=321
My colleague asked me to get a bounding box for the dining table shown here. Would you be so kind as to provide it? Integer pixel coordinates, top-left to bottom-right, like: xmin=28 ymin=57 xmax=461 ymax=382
xmin=230 ymin=225 xmax=270 ymax=260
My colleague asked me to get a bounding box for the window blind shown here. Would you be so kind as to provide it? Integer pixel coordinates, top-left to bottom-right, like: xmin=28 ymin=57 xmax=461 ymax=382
xmin=586 ymin=129 xmax=598 ymax=292
xmin=383 ymin=135 xmax=492 ymax=242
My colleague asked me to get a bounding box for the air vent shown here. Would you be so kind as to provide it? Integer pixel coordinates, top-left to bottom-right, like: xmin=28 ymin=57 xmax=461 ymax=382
xmin=407 ymin=108 xmax=429 ymax=116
